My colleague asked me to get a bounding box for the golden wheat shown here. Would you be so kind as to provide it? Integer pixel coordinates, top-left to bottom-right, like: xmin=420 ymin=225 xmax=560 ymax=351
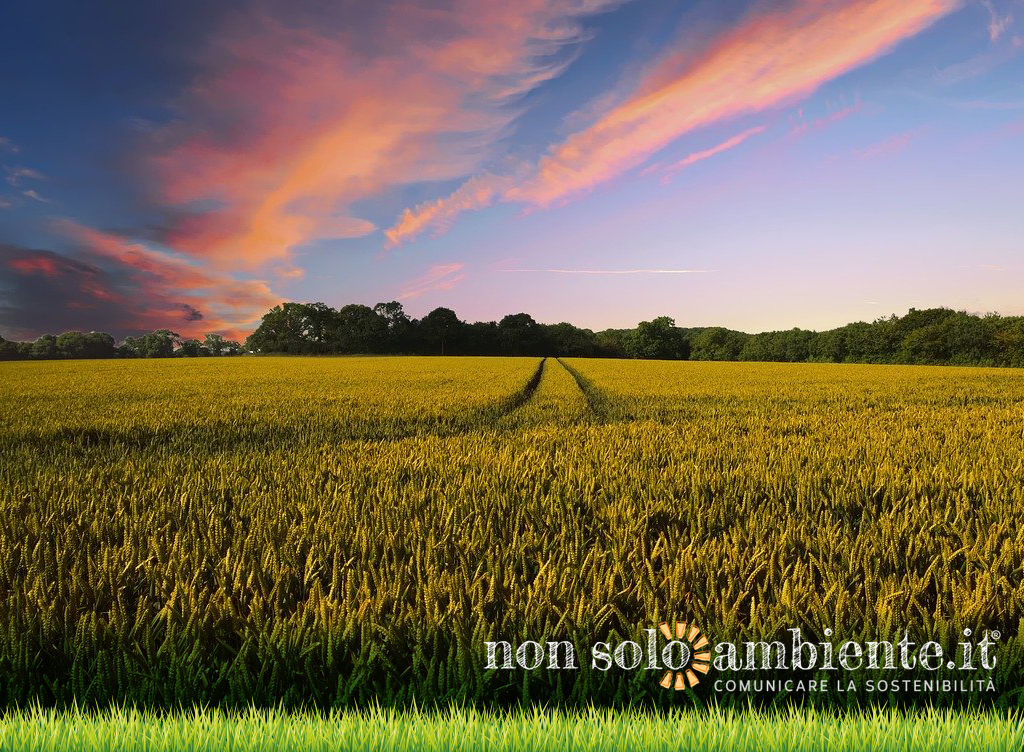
xmin=0 ymin=356 xmax=1020 ymax=708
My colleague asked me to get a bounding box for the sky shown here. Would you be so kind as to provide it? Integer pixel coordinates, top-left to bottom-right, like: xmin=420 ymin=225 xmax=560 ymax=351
xmin=0 ymin=0 xmax=1022 ymax=342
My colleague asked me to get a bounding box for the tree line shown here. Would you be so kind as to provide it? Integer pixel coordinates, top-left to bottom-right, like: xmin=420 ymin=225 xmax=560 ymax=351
xmin=0 ymin=330 xmax=244 ymax=360
xmin=2 ymin=302 xmax=1023 ymax=366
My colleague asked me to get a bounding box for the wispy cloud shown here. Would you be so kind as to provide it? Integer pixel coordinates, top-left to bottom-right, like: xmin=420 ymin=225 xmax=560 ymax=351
xmin=499 ymin=268 xmax=715 ymax=274
xmin=931 ymin=1 xmax=1021 ymax=83
xmin=399 ymin=262 xmax=467 ymax=300
xmin=513 ymin=0 xmax=956 ymax=205
xmin=653 ymin=125 xmax=767 ymax=182
xmin=5 ymin=166 xmax=43 ymax=187
xmin=982 ymin=0 xmax=1013 ymax=41
xmin=387 ymin=0 xmax=958 ymax=244
xmin=6 ymin=254 xmax=67 ymax=277
xmin=0 ymin=136 xmax=17 ymax=154
xmin=22 ymin=189 xmax=49 ymax=203
xmin=385 ymin=172 xmax=514 ymax=247
xmin=149 ymin=1 xmax=622 ymax=267
xmin=3 ymin=166 xmax=48 ymax=203
xmin=849 ymin=129 xmax=919 ymax=160
xmin=789 ymin=100 xmax=864 ymax=135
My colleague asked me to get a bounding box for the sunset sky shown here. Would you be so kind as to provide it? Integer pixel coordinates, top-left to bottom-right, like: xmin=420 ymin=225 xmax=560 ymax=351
xmin=1 ymin=0 xmax=1022 ymax=341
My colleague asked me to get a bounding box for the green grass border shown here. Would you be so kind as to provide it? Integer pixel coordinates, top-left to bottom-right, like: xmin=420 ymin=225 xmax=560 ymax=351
xmin=1 ymin=702 xmax=1023 ymax=751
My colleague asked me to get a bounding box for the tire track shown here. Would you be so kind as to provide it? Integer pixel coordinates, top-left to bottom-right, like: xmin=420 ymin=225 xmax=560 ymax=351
xmin=556 ymin=357 xmax=612 ymax=421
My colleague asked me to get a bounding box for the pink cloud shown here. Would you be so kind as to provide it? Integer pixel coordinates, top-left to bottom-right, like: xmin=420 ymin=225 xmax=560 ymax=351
xmin=982 ymin=0 xmax=1013 ymax=41
xmin=385 ymin=172 xmax=513 ymax=247
xmin=149 ymin=1 xmax=622 ymax=267
xmin=656 ymin=125 xmax=767 ymax=182
xmin=515 ymin=0 xmax=957 ymax=206
xmin=850 ymin=129 xmax=919 ymax=160
xmin=399 ymin=262 xmax=467 ymax=300
xmin=387 ymin=0 xmax=957 ymax=241
xmin=8 ymin=255 xmax=62 ymax=277
xmin=55 ymin=221 xmax=280 ymax=340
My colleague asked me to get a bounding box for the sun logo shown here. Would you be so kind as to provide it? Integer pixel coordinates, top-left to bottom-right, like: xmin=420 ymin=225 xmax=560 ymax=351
xmin=657 ymin=621 xmax=711 ymax=690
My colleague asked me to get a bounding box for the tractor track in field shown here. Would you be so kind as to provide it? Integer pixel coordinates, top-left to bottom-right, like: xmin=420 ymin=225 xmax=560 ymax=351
xmin=11 ymin=358 xmax=554 ymax=455
xmin=555 ymin=357 xmax=611 ymax=421
xmin=502 ymin=357 xmax=547 ymax=411
xmin=498 ymin=356 xmax=602 ymax=428
xmin=9 ymin=357 xmax=611 ymax=455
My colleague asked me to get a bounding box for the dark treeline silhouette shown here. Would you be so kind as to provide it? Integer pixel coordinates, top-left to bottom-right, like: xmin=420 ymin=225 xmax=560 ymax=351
xmin=242 ymin=302 xmax=1024 ymax=366
xmin=0 ymin=330 xmax=244 ymax=360
xmin=242 ymin=302 xmax=607 ymax=357
xmin=3 ymin=302 xmax=1023 ymax=366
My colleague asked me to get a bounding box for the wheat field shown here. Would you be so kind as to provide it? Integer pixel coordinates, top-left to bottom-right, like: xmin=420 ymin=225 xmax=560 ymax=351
xmin=0 ymin=356 xmax=1021 ymax=709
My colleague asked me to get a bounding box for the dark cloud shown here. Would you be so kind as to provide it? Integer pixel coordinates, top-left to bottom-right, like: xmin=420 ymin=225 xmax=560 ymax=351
xmin=180 ymin=303 xmax=204 ymax=321
xmin=0 ymin=244 xmax=128 ymax=340
xmin=0 ymin=242 xmax=217 ymax=341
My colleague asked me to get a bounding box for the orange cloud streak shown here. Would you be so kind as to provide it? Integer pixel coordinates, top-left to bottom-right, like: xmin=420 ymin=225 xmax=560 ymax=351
xmin=385 ymin=173 xmax=512 ymax=247
xmin=515 ymin=0 xmax=958 ymax=205
xmin=58 ymin=221 xmax=279 ymax=340
xmin=657 ymin=125 xmax=767 ymax=181
xmin=153 ymin=1 xmax=621 ymax=267
xmin=387 ymin=0 xmax=957 ymax=241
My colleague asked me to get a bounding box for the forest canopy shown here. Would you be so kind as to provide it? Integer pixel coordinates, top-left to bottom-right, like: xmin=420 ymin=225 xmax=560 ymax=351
xmin=2 ymin=304 xmax=1023 ymax=367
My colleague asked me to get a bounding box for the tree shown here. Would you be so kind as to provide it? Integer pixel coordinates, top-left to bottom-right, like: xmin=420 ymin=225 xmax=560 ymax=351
xmin=176 ymin=338 xmax=204 ymax=357
xmin=595 ymin=329 xmax=630 ymax=358
xmin=245 ymin=303 xmax=314 ymax=354
xmin=463 ymin=320 xmax=500 ymax=355
xmin=498 ymin=313 xmax=547 ymax=356
xmin=690 ymin=327 xmax=747 ymax=361
xmin=0 ymin=334 xmax=21 ymax=360
xmin=740 ymin=328 xmax=814 ymax=362
xmin=629 ymin=316 xmax=688 ymax=359
xmin=543 ymin=322 xmax=599 ymax=357
xmin=54 ymin=331 xmax=86 ymax=358
xmin=301 ymin=302 xmax=339 ymax=353
xmin=419 ymin=307 xmax=463 ymax=355
xmin=327 ymin=304 xmax=388 ymax=353
xmin=122 ymin=330 xmax=180 ymax=358
xmin=832 ymin=321 xmax=886 ymax=363
xmin=30 ymin=334 xmax=59 ymax=359
xmin=808 ymin=328 xmax=848 ymax=363
xmin=374 ymin=301 xmax=414 ymax=353
xmin=203 ymin=333 xmax=227 ymax=356
xmin=55 ymin=331 xmax=116 ymax=359
xmin=992 ymin=316 xmax=1024 ymax=366
xmin=204 ymin=333 xmax=243 ymax=356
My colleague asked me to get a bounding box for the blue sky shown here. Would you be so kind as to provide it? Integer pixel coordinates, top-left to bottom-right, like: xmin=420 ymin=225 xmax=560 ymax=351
xmin=1 ymin=0 xmax=1022 ymax=340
